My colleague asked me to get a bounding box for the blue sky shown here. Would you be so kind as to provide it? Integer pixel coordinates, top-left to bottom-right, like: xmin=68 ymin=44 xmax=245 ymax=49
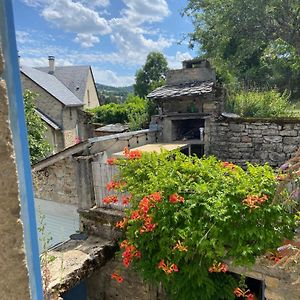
xmin=13 ymin=0 xmax=197 ymax=86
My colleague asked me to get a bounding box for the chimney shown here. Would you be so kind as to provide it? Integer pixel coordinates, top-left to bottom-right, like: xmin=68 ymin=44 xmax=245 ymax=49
xmin=48 ymin=55 xmax=55 ymax=74
xmin=166 ymin=58 xmax=216 ymax=85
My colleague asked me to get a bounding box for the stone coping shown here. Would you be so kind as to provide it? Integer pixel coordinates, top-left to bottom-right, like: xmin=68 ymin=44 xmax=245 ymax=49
xmin=45 ymin=235 xmax=118 ymax=297
xmin=219 ymin=115 xmax=300 ymax=124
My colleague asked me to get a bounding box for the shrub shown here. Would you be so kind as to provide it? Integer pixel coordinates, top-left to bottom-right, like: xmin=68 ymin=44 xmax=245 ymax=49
xmin=24 ymin=90 xmax=51 ymax=163
xmin=87 ymin=94 xmax=149 ymax=130
xmin=226 ymin=89 xmax=295 ymax=117
xmin=107 ymin=151 xmax=298 ymax=300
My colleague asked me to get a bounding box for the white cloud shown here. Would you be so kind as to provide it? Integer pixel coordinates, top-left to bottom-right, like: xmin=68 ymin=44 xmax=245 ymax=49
xmin=21 ymin=0 xmax=46 ymax=7
xmin=19 ymin=56 xmax=73 ymax=67
xmin=168 ymin=51 xmax=193 ymax=69
xmin=93 ymin=68 xmax=135 ymax=86
xmin=79 ymin=0 xmax=110 ymax=8
xmin=22 ymin=0 xmax=110 ymax=8
xmin=74 ymin=33 xmax=100 ymax=48
xmin=16 ymin=31 xmax=30 ymax=44
xmin=41 ymin=0 xmax=111 ymax=34
xmin=109 ymin=25 xmax=173 ymax=64
xmin=120 ymin=0 xmax=170 ymax=25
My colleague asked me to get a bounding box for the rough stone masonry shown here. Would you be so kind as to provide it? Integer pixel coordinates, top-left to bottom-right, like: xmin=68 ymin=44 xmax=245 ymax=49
xmin=0 ymin=50 xmax=30 ymax=298
xmin=207 ymin=117 xmax=300 ymax=168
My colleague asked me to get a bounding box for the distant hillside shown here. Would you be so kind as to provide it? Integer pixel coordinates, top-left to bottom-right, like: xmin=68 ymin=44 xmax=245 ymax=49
xmin=96 ymin=83 xmax=134 ymax=104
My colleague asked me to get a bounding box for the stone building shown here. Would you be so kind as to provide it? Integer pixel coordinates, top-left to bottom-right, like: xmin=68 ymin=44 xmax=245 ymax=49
xmin=20 ymin=56 xmax=99 ymax=154
xmin=149 ymin=58 xmax=225 ymax=157
xmin=32 ymin=58 xmax=300 ymax=299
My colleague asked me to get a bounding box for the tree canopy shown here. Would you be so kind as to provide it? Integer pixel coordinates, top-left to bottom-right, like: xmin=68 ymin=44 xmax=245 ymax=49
xmin=134 ymin=52 xmax=169 ymax=98
xmin=184 ymin=0 xmax=300 ymax=98
xmin=24 ymin=90 xmax=51 ymax=164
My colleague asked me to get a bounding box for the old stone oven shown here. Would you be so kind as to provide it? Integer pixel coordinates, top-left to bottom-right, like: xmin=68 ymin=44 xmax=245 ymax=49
xmin=148 ymin=58 xmax=225 ymax=157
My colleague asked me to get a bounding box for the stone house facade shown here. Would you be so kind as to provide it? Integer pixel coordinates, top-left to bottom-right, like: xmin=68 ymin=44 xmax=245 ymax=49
xmin=20 ymin=56 xmax=99 ymax=154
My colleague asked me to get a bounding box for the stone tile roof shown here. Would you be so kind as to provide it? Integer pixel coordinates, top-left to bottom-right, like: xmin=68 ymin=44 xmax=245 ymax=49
xmin=147 ymin=80 xmax=214 ymax=100
xmin=35 ymin=109 xmax=61 ymax=130
xmin=37 ymin=66 xmax=90 ymax=102
xmin=95 ymin=123 xmax=129 ymax=133
xmin=21 ymin=66 xmax=83 ymax=107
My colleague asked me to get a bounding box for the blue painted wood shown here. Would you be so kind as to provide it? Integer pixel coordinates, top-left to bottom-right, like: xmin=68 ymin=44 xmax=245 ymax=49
xmin=0 ymin=1 xmax=43 ymax=299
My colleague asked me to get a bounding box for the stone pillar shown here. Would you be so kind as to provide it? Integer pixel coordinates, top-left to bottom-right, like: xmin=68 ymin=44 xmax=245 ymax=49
xmin=76 ymin=157 xmax=95 ymax=209
xmin=0 ymin=50 xmax=31 ymax=298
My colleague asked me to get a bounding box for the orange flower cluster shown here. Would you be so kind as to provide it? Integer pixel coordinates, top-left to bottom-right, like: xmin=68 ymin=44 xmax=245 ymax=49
xmin=173 ymin=240 xmax=188 ymax=252
xmin=266 ymin=251 xmax=282 ymax=263
xmin=111 ymin=272 xmax=124 ymax=283
xmin=158 ymin=259 xmax=179 ymax=275
xmin=107 ymin=157 xmax=117 ymax=165
xmin=124 ymin=147 xmax=142 ymax=160
xmin=276 ymin=174 xmax=288 ymax=181
xmin=169 ymin=193 xmax=184 ymax=203
xmin=120 ymin=240 xmax=141 ymax=268
xmin=242 ymin=194 xmax=268 ymax=209
xmin=208 ymin=262 xmax=228 ymax=273
xmin=130 ymin=193 xmax=162 ymax=234
xmin=103 ymin=195 xmax=118 ymax=204
xmin=222 ymin=161 xmax=236 ymax=170
xmin=115 ymin=217 xmax=128 ymax=229
xmin=106 ymin=180 xmax=126 ymax=192
xmin=139 ymin=216 xmax=156 ymax=234
xmin=121 ymin=195 xmax=132 ymax=206
xmin=234 ymin=288 xmax=254 ymax=300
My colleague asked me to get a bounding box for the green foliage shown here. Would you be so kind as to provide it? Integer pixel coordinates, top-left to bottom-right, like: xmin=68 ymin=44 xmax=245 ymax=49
xmin=134 ymin=52 xmax=168 ymax=98
xmin=226 ymin=89 xmax=295 ymax=117
xmin=96 ymin=84 xmax=134 ymax=104
xmin=24 ymin=90 xmax=51 ymax=164
xmin=184 ymin=0 xmax=300 ymax=98
xmin=87 ymin=94 xmax=148 ymax=130
xmin=112 ymin=152 xmax=297 ymax=300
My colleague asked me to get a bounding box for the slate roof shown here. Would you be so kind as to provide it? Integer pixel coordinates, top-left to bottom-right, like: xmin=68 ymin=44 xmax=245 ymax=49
xmin=95 ymin=123 xmax=129 ymax=133
xmin=21 ymin=66 xmax=83 ymax=107
xmin=35 ymin=109 xmax=61 ymax=130
xmin=147 ymin=81 xmax=214 ymax=100
xmin=37 ymin=66 xmax=90 ymax=102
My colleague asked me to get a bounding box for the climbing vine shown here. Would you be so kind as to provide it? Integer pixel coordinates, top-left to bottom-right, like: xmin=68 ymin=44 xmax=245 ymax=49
xmin=106 ymin=150 xmax=298 ymax=300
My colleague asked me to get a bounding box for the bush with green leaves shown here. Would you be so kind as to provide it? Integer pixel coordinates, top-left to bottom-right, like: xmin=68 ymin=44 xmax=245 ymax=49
xmin=24 ymin=90 xmax=51 ymax=164
xmin=88 ymin=94 xmax=149 ymax=130
xmin=107 ymin=151 xmax=298 ymax=300
xmin=226 ymin=89 xmax=295 ymax=118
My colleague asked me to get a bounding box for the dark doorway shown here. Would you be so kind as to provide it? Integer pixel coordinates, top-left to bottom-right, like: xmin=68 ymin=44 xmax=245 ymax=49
xmin=63 ymin=281 xmax=87 ymax=300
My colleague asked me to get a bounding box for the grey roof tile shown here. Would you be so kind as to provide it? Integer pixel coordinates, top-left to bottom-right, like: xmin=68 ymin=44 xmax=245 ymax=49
xmin=147 ymin=81 xmax=214 ymax=99
xmin=37 ymin=66 xmax=90 ymax=102
xmin=35 ymin=109 xmax=61 ymax=130
xmin=21 ymin=66 xmax=83 ymax=107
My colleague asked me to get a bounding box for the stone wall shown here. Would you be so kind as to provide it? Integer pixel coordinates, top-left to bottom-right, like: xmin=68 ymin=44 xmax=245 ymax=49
xmin=33 ymin=130 xmax=158 ymax=209
xmin=87 ymin=259 xmax=165 ymax=300
xmin=207 ymin=117 xmax=300 ymax=167
xmin=0 ymin=51 xmax=30 ymax=298
xmin=83 ymin=68 xmax=99 ymax=108
xmin=33 ymin=157 xmax=80 ymax=206
xmin=80 ymin=208 xmax=166 ymax=300
xmin=21 ymin=74 xmax=64 ymax=127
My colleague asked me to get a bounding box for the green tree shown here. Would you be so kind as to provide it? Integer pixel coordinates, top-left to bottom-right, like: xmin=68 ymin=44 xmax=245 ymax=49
xmin=24 ymin=90 xmax=51 ymax=164
xmin=184 ymin=0 xmax=300 ymax=96
xmin=134 ymin=52 xmax=169 ymax=98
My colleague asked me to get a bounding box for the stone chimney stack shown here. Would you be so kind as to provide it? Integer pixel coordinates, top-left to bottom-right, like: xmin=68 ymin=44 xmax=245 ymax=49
xmin=48 ymin=55 xmax=55 ymax=74
xmin=166 ymin=58 xmax=216 ymax=85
